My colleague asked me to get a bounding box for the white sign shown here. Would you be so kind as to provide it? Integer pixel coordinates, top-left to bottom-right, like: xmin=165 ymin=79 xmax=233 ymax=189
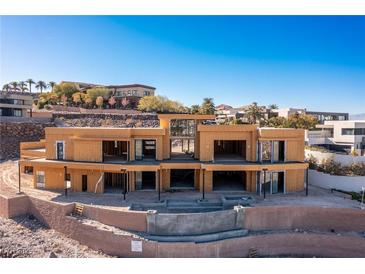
xmin=131 ymin=240 xmax=142 ymax=252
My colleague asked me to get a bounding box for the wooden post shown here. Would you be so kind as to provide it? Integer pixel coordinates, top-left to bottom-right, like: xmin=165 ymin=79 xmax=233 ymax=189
xmin=306 ymin=168 xmax=309 ymax=196
xmin=158 ymin=169 xmax=161 ymax=201
xmin=18 ymin=161 xmax=21 ymax=194
xmin=64 ymin=166 xmax=68 ymax=197
xmin=202 ymin=169 xmax=205 ymax=200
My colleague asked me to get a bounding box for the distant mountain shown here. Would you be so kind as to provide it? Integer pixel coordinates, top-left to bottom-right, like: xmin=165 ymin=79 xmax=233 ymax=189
xmin=350 ymin=113 xmax=365 ymax=120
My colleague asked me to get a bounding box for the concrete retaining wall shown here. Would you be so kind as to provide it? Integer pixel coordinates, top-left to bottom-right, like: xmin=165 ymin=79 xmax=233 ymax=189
xmin=244 ymin=206 xmax=365 ymax=232
xmin=309 ymin=170 xmax=365 ymax=192
xmin=82 ymin=205 xmax=147 ymax=232
xmin=146 ymin=206 xmax=245 ymax=236
xmin=0 ymin=194 xmax=29 ymax=218
xmin=2 ymin=194 xmax=365 ymax=257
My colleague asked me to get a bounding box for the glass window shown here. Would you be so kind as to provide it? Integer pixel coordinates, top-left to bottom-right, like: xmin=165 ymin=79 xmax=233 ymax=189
xmin=342 ymin=128 xmax=354 ymax=135
xmin=13 ymin=109 xmax=22 ymax=117
xmin=261 ymin=141 xmax=272 ymax=162
xmin=36 ymin=171 xmax=45 ymax=188
xmin=135 ymin=140 xmax=143 ymax=160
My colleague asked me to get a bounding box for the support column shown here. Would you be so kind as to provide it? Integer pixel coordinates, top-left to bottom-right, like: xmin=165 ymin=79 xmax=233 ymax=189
xmin=202 ymin=169 xmax=205 ymax=200
xmin=158 ymin=169 xmax=162 ymax=201
xmin=17 ymin=161 xmax=21 ymax=194
xmin=64 ymin=166 xmax=68 ymax=197
xmin=306 ymin=168 xmax=309 ymax=196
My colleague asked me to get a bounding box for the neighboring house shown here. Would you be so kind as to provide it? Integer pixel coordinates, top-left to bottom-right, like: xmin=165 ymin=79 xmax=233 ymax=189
xmin=61 ymin=81 xmax=156 ymax=109
xmin=306 ymin=120 xmax=365 ymax=156
xmin=271 ymin=108 xmax=349 ymax=124
xmin=0 ymin=92 xmax=33 ymax=117
xmin=20 ymin=114 xmax=307 ymax=195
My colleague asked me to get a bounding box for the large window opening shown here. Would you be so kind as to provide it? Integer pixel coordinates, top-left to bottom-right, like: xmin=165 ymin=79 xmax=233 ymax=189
xmin=103 ymin=141 xmax=128 ymax=162
xmin=170 ymin=119 xmax=196 ymax=137
xmin=170 ymin=169 xmax=195 ymax=189
xmin=259 ymin=141 xmax=285 ymax=163
xmin=213 ymin=171 xmax=246 ymax=191
xmin=135 ymin=139 xmax=156 ymax=160
xmin=273 ymin=141 xmax=285 ymax=162
xmin=170 ymin=138 xmax=195 ymax=159
xmin=135 ymin=171 xmax=156 ymax=190
xmin=104 ymin=172 xmax=126 ymax=193
xmin=256 ymin=171 xmax=285 ymax=195
xmin=214 ymin=140 xmax=246 ymax=160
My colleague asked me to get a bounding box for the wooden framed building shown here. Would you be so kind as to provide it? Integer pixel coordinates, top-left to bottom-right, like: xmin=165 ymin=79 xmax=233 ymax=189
xmin=20 ymin=114 xmax=308 ymax=195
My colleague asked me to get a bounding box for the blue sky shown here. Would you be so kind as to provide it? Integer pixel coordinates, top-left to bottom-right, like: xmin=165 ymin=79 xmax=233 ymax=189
xmin=1 ymin=16 xmax=364 ymax=114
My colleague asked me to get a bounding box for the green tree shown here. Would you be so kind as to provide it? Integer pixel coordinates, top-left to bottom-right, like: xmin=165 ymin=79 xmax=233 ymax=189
xmin=19 ymin=81 xmax=28 ymax=93
xmin=86 ymin=87 xmax=111 ymax=101
xmin=287 ymin=113 xmax=318 ymax=130
xmin=266 ymin=114 xmax=318 ymax=130
xmin=2 ymin=84 xmax=11 ymax=93
xmin=200 ymin=98 xmax=215 ymax=114
xmin=35 ymin=80 xmax=47 ymax=93
xmin=95 ymin=96 xmax=104 ymax=109
xmin=137 ymin=95 xmax=187 ymax=113
xmin=268 ymin=104 xmax=278 ymax=110
xmin=266 ymin=116 xmax=287 ymax=128
xmin=53 ymin=82 xmax=79 ymax=99
xmin=190 ymin=104 xmax=201 ymax=114
xmin=244 ymin=102 xmax=265 ymax=124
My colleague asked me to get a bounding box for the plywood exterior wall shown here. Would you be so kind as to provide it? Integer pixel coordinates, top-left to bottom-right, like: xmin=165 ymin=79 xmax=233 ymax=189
xmin=70 ymin=169 xmax=104 ymax=193
xmin=285 ymin=169 xmax=305 ymax=192
xmin=25 ymin=116 xmax=307 ymax=194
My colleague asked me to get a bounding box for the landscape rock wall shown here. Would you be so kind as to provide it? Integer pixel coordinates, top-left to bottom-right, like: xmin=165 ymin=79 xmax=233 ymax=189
xmin=0 ymin=117 xmax=54 ymax=160
xmin=53 ymin=113 xmax=159 ymax=128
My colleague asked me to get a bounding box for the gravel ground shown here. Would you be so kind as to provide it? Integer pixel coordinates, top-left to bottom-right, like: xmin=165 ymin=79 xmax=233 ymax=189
xmin=0 ymin=215 xmax=112 ymax=258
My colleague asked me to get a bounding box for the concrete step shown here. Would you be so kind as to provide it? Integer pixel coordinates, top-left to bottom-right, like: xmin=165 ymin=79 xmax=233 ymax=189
xmin=142 ymin=229 xmax=249 ymax=243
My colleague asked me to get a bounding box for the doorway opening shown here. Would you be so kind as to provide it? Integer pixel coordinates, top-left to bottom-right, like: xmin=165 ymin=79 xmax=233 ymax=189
xmin=104 ymin=172 xmax=126 ymax=193
xmin=213 ymin=171 xmax=246 ymax=191
xmin=135 ymin=171 xmax=156 ymax=190
xmin=170 ymin=169 xmax=195 ymax=189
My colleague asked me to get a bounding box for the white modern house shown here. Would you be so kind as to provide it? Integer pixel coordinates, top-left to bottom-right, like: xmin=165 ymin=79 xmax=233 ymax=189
xmin=306 ymin=120 xmax=365 ymax=156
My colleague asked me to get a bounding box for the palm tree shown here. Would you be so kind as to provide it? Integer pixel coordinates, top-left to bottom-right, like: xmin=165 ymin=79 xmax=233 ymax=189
xmin=200 ymin=98 xmax=215 ymax=114
xmin=2 ymin=84 xmax=11 ymax=93
xmin=10 ymin=81 xmax=19 ymax=92
xmin=19 ymin=81 xmax=28 ymax=93
xmin=48 ymin=81 xmax=56 ymax=92
xmin=35 ymin=80 xmax=47 ymax=93
xmin=268 ymin=104 xmax=278 ymax=110
xmin=244 ymin=102 xmax=265 ymax=125
xmin=26 ymin=79 xmax=35 ymax=93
